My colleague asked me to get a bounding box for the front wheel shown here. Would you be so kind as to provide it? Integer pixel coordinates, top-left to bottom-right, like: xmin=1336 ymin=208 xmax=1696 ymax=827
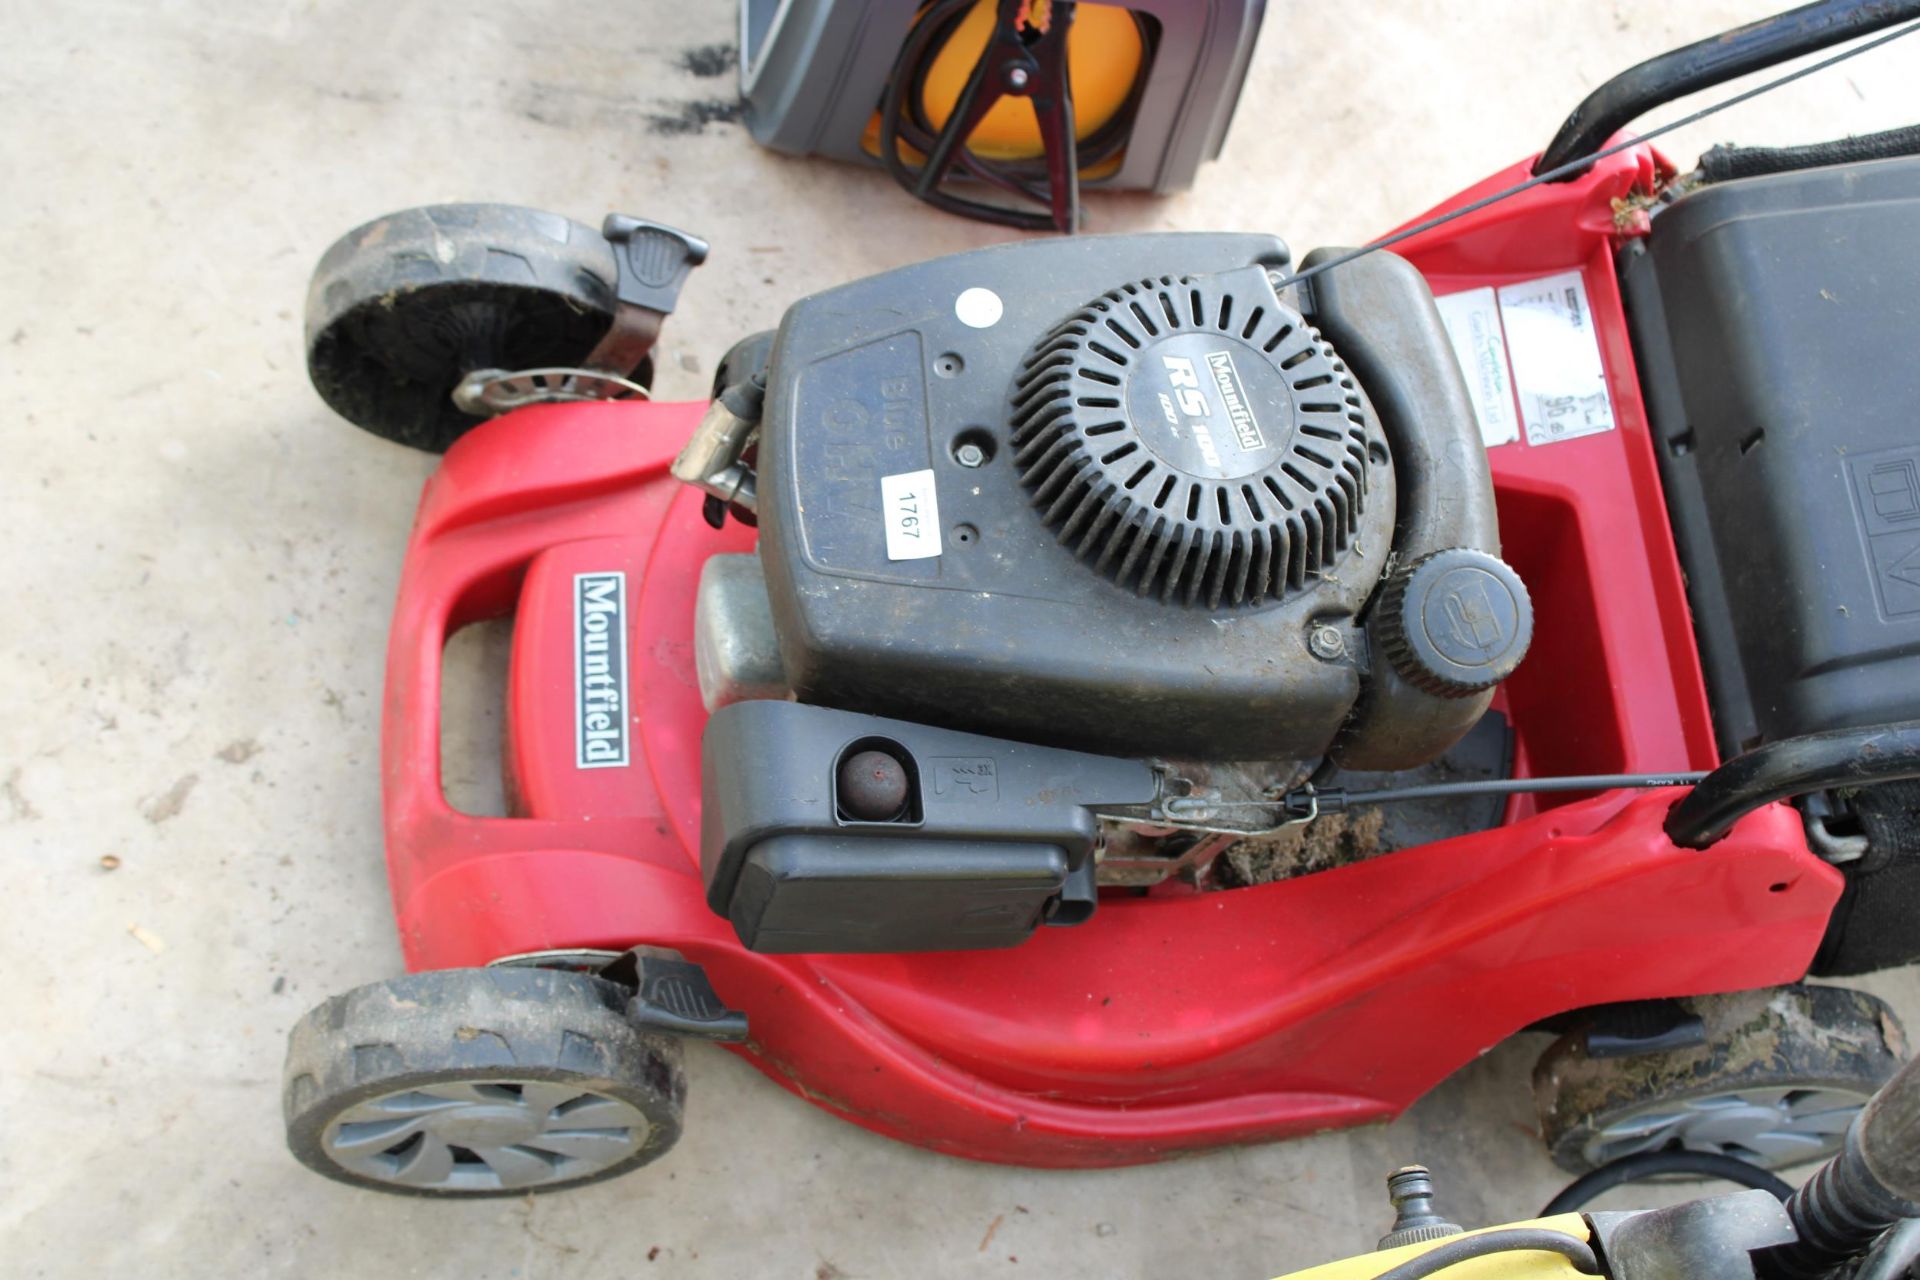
xmin=303 ymin=204 xmax=641 ymax=453
xmin=282 ymin=967 xmax=685 ymax=1196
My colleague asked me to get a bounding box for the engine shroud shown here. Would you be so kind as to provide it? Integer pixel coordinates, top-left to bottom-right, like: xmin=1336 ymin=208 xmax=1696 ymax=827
xmin=1012 ymin=271 xmax=1373 ymax=609
xmin=753 ymin=233 xmax=1399 ymax=761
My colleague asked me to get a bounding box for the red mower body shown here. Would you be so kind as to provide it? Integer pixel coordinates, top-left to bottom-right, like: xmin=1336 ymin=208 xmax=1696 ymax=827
xmin=379 ymin=145 xmax=1841 ymax=1167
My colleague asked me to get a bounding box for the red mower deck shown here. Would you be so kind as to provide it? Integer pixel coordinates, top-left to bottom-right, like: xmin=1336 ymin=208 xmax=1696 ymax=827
xmin=373 ymin=147 xmax=1841 ymax=1166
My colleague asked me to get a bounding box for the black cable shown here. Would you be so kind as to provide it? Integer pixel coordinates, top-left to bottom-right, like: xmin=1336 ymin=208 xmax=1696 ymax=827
xmin=1332 ymin=772 xmax=1709 ymax=810
xmin=879 ymin=0 xmax=1058 ymax=231
xmin=1373 ymin=1229 xmax=1600 ymax=1280
xmin=877 ymin=0 xmax=1152 ymax=230
xmin=1272 ymin=17 xmax=1920 ymax=292
xmin=897 ymin=4 xmax=1143 ymax=181
xmin=1164 ymin=770 xmax=1708 ymax=818
xmin=1541 ymin=1151 xmax=1796 ymax=1216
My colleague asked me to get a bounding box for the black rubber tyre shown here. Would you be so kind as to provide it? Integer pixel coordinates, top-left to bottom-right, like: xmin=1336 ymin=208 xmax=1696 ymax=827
xmin=304 ymin=204 xmax=646 ymax=453
xmin=1534 ymin=984 xmax=1906 ymax=1174
xmin=283 ymin=967 xmax=685 ymax=1196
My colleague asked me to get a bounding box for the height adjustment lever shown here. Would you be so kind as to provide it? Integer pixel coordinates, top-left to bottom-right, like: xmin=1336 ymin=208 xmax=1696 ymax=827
xmin=601 ymin=951 xmax=748 ymax=1044
xmin=581 ymin=215 xmax=711 ymax=377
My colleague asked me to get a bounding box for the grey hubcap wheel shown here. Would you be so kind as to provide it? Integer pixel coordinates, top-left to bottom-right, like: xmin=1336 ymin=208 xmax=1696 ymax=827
xmin=323 ymin=1080 xmax=651 ymax=1192
xmin=1583 ymin=1085 xmax=1870 ymax=1169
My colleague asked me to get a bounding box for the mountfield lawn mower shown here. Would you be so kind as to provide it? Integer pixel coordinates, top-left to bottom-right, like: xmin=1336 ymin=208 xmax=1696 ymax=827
xmin=284 ymin=1 xmax=1920 ymax=1198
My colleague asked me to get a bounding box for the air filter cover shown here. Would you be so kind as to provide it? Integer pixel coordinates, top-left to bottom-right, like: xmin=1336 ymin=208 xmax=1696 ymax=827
xmin=1011 ymin=268 xmax=1375 ymax=608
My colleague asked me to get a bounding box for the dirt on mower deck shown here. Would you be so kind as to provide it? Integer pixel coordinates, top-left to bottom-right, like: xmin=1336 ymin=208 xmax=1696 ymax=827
xmin=1217 ymin=807 xmax=1390 ymax=886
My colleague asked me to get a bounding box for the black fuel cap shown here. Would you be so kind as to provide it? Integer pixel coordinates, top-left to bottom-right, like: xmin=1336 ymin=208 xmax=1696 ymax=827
xmin=1374 ymin=549 xmax=1533 ymax=698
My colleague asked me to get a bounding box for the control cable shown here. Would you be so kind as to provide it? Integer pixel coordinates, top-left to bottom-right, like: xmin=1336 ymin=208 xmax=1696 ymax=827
xmin=1271 ymin=17 xmax=1920 ymax=291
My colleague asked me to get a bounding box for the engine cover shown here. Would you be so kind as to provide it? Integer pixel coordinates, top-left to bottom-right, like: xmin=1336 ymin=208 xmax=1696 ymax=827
xmin=754 ymin=235 xmax=1400 ymax=760
xmin=696 ymin=234 xmax=1519 ymax=951
xmin=749 ymin=231 xmax=1514 ymax=765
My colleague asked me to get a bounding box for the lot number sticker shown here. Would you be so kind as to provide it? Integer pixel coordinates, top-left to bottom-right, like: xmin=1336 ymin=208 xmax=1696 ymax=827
xmin=881 ymin=469 xmax=943 ymax=561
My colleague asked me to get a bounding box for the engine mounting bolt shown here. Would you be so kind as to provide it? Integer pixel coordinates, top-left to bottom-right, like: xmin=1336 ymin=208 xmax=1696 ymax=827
xmin=1308 ymin=625 xmax=1345 ymax=661
xmin=839 ymin=750 xmax=911 ymax=822
xmin=955 ymin=442 xmax=987 ymax=468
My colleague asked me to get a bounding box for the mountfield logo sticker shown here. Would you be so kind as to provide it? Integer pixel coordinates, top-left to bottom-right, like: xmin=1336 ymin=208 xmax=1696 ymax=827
xmin=574 ymin=571 xmax=629 ymax=769
xmin=1204 ymin=349 xmax=1266 ymax=453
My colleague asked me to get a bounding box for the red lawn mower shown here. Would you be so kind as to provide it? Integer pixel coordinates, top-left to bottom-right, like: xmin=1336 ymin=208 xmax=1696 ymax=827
xmin=283 ymin=2 xmax=1920 ymax=1197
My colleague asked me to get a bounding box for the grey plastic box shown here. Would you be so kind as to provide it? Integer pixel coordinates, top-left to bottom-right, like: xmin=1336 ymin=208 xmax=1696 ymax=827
xmin=738 ymin=0 xmax=1268 ymax=194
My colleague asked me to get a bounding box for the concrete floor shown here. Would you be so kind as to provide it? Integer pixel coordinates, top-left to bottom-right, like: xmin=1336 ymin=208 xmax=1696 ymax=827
xmin=4 ymin=1 xmax=1920 ymax=1276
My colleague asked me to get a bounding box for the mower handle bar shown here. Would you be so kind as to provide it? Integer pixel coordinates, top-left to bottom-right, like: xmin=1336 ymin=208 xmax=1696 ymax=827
xmin=1536 ymin=0 xmax=1920 ymax=179
xmin=1665 ymin=720 xmax=1920 ymax=848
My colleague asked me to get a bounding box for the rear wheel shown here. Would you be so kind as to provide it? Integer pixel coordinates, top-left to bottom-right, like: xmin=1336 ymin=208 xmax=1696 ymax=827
xmin=283 ymin=967 xmax=685 ymax=1196
xmin=304 ymin=203 xmax=646 ymax=453
xmin=1533 ymin=984 xmax=1905 ymax=1173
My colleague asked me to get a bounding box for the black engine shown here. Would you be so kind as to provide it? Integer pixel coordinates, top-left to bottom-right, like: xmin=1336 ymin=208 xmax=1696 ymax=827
xmin=677 ymin=233 xmax=1531 ymax=952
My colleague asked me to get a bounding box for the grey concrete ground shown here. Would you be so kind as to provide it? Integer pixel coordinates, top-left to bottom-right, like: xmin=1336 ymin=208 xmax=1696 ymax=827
xmin=3 ymin=1 xmax=1919 ymax=1276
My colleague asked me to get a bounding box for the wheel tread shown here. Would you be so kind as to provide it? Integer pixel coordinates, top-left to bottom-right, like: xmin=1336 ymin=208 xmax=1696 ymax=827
xmin=1533 ymin=985 xmax=1904 ymax=1174
xmin=282 ymin=967 xmax=685 ymax=1197
xmin=303 ymin=203 xmax=624 ymax=452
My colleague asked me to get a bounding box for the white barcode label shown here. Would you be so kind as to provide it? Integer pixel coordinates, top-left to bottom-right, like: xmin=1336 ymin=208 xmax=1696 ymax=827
xmin=1497 ymin=270 xmax=1617 ymax=446
xmin=881 ymin=469 xmax=943 ymax=560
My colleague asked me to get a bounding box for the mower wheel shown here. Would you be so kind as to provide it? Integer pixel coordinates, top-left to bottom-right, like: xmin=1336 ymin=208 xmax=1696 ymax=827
xmin=1534 ymin=984 xmax=1905 ymax=1174
xmin=304 ymin=203 xmax=647 ymax=452
xmin=282 ymin=967 xmax=685 ymax=1196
